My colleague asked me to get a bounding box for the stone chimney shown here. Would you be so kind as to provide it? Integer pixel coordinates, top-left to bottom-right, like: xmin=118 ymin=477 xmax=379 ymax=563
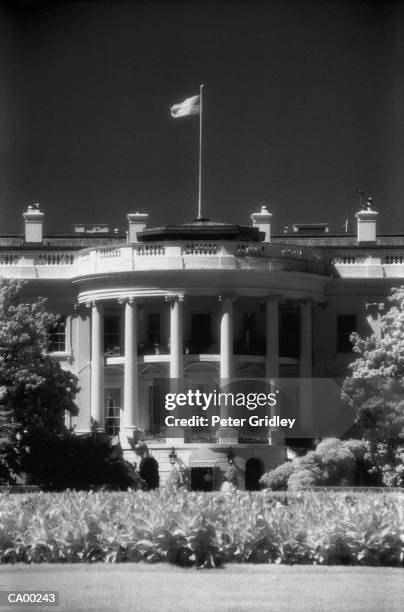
xmin=127 ymin=212 xmax=149 ymax=243
xmin=23 ymin=203 xmax=45 ymax=243
xmin=355 ymin=197 xmax=378 ymax=243
xmin=251 ymin=204 xmax=272 ymax=242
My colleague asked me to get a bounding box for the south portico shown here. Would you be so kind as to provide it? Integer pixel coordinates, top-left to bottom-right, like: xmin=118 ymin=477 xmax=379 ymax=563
xmin=68 ymin=213 xmax=329 ymax=487
xmin=74 ymin=287 xmax=320 ymax=447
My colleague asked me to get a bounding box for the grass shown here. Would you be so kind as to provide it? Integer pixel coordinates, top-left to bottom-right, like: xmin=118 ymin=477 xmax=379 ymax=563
xmin=2 ymin=564 xmax=404 ymax=611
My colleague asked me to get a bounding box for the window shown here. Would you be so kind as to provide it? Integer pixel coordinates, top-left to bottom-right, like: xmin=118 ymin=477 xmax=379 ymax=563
xmin=242 ymin=312 xmax=257 ymax=348
xmin=104 ymin=314 xmax=121 ymax=355
xmin=191 ymin=313 xmax=212 ymax=353
xmin=148 ymin=312 xmax=161 ymax=346
xmin=337 ymin=314 xmax=356 ymax=352
xmin=279 ymin=311 xmax=300 ymax=358
xmin=148 ymin=383 xmax=161 ymax=433
xmin=48 ymin=316 xmax=66 ymax=352
xmin=105 ymin=388 xmax=121 ymax=436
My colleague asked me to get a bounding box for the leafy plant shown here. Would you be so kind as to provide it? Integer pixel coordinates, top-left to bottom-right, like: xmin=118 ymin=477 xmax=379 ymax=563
xmin=0 ymin=489 xmax=402 ymax=567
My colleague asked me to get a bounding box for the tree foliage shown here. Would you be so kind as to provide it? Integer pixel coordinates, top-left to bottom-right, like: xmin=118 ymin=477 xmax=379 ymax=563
xmin=0 ymin=279 xmax=79 ymax=481
xmin=341 ymin=286 xmax=404 ymax=486
xmin=342 ymin=286 xmax=404 ymax=439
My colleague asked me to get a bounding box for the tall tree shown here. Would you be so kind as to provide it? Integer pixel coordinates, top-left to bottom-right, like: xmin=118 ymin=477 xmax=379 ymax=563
xmin=0 ymin=279 xmax=78 ymax=482
xmin=342 ymin=286 xmax=404 ymax=485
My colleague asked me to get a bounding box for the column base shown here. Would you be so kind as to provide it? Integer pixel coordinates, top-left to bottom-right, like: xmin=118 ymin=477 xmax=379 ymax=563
xmin=218 ymin=426 xmax=238 ymax=444
xmin=119 ymin=427 xmax=138 ymax=450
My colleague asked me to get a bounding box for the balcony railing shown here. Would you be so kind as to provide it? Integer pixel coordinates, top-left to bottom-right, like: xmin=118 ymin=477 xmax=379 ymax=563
xmin=2 ymin=242 xmax=404 ymax=279
xmin=330 ymin=251 xmax=404 ymax=277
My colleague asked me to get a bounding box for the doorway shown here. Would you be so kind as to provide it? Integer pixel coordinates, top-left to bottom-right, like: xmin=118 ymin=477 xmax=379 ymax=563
xmin=245 ymin=457 xmax=265 ymax=490
xmin=190 ymin=467 xmax=214 ymax=491
xmin=139 ymin=457 xmax=160 ymax=489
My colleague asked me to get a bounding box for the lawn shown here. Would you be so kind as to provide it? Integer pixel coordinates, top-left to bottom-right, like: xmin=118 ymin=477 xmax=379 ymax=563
xmin=2 ymin=564 xmax=403 ymax=611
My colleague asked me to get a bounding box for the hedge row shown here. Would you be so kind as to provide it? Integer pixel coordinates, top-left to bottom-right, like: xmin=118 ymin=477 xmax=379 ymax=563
xmin=0 ymin=489 xmax=403 ymax=567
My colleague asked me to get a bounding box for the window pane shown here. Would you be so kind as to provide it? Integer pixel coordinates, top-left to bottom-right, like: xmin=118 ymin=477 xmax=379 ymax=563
xmin=48 ymin=316 xmax=66 ymax=352
xmin=148 ymin=313 xmax=161 ymax=346
xmin=105 ymin=388 xmax=121 ymax=436
xmin=104 ymin=315 xmax=121 ymax=355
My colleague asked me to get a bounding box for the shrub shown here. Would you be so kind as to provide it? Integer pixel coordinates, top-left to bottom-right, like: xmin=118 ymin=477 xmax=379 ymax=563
xmin=21 ymin=433 xmax=142 ymax=490
xmin=343 ymin=439 xmax=367 ymax=460
xmin=259 ymin=461 xmax=295 ymax=490
xmin=315 ymin=438 xmax=356 ymax=485
xmin=288 ymin=467 xmax=325 ymax=490
xmin=261 ymin=438 xmax=369 ymax=491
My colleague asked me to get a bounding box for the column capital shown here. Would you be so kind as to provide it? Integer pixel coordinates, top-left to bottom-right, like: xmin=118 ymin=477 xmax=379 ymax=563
xmin=300 ymin=298 xmax=313 ymax=307
xmin=85 ymin=300 xmax=98 ymax=309
xmin=118 ymin=296 xmax=137 ymax=305
xmin=281 ymin=297 xmax=315 ymax=308
xmin=280 ymin=298 xmax=298 ymax=308
xmin=165 ymin=294 xmax=184 ymax=303
xmin=218 ymin=294 xmax=238 ymax=303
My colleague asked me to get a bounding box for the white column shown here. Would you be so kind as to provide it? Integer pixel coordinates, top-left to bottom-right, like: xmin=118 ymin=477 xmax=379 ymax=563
xmin=266 ymin=297 xmax=281 ymax=445
xmin=90 ymin=301 xmax=104 ymax=430
xmin=169 ymin=296 xmax=184 ymax=379
xmin=266 ymin=298 xmax=279 ymax=380
xmin=168 ymin=296 xmax=184 ymax=444
xmin=220 ymin=296 xmax=234 ymax=380
xmin=123 ymin=298 xmax=138 ymax=433
xmin=219 ymin=296 xmax=237 ymax=443
xmin=299 ymin=299 xmax=313 ymax=434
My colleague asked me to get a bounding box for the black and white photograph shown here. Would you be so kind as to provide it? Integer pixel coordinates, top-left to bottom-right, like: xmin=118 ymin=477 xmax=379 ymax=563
xmin=0 ymin=1 xmax=403 ymax=610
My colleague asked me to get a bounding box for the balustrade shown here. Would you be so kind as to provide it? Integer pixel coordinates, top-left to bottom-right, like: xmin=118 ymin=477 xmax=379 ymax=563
xmin=35 ymin=252 xmax=75 ymax=265
xmin=99 ymin=247 xmax=121 ymax=259
xmin=280 ymin=245 xmax=304 ymax=258
xmin=0 ymin=253 xmax=19 ymax=265
xmin=183 ymin=242 xmax=218 ymax=255
xmin=236 ymin=243 xmax=265 ymax=257
xmin=331 ymin=253 xmax=366 ymax=265
xmin=134 ymin=244 xmax=166 ymax=256
xmin=1 ymin=240 xmax=387 ymax=279
xmin=383 ymin=253 xmax=404 ymax=264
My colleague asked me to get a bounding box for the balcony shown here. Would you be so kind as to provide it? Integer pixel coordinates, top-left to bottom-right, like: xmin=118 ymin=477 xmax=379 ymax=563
xmin=0 ymin=241 xmax=330 ymax=280
xmin=2 ymin=242 xmax=404 ymax=280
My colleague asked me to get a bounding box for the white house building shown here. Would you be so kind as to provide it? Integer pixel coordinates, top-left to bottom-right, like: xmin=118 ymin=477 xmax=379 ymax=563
xmin=1 ymin=199 xmax=401 ymax=489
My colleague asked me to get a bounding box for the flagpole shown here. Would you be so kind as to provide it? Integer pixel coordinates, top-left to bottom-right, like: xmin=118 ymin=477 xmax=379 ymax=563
xmin=197 ymin=84 xmax=204 ymax=220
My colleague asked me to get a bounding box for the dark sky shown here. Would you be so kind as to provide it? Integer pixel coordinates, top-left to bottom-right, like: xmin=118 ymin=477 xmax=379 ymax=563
xmin=1 ymin=0 xmax=403 ymax=235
